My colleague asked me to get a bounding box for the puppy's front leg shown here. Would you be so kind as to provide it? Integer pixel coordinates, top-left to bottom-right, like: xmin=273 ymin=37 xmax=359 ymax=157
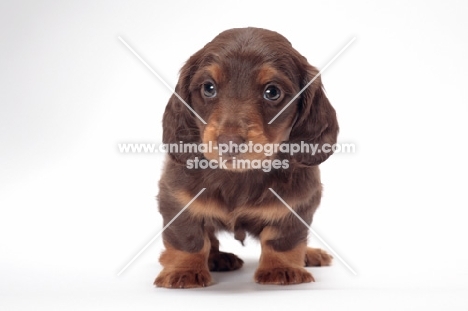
xmin=154 ymin=203 xmax=211 ymax=288
xmin=255 ymin=226 xmax=314 ymax=285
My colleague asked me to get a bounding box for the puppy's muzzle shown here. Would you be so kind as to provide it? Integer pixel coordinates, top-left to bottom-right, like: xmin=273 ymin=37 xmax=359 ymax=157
xmin=217 ymin=134 xmax=245 ymax=157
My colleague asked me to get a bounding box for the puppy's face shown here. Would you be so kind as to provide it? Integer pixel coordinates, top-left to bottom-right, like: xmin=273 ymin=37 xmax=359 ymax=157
xmin=192 ymin=62 xmax=299 ymax=165
xmin=163 ymin=28 xmax=338 ymax=169
xmin=188 ymin=29 xmax=307 ymax=166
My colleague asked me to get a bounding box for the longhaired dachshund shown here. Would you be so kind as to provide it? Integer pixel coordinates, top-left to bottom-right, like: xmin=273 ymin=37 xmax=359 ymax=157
xmin=155 ymin=27 xmax=338 ymax=288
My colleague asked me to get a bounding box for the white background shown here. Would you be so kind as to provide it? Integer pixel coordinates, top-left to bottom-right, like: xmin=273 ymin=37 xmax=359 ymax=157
xmin=1 ymin=0 xmax=468 ymax=310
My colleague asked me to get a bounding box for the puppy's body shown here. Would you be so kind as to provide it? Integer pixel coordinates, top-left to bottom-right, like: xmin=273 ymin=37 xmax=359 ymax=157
xmin=155 ymin=28 xmax=338 ymax=288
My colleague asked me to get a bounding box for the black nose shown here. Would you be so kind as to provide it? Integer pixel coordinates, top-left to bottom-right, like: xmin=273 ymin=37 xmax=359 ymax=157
xmin=217 ymin=134 xmax=245 ymax=157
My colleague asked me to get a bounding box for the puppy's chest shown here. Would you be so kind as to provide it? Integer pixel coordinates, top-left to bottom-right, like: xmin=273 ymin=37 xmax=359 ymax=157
xmin=179 ymin=190 xmax=294 ymax=231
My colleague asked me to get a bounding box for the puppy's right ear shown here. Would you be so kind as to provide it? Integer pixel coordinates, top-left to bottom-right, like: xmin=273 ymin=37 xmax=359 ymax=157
xmin=162 ymin=51 xmax=204 ymax=165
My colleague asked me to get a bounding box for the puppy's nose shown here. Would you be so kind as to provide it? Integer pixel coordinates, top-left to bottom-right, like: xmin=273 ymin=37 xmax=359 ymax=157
xmin=217 ymin=134 xmax=245 ymax=157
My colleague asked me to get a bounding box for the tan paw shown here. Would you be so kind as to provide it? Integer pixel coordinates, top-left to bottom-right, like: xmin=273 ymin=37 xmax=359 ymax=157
xmin=154 ymin=269 xmax=212 ymax=288
xmin=208 ymin=251 xmax=244 ymax=272
xmin=254 ymin=267 xmax=314 ymax=285
xmin=305 ymin=247 xmax=333 ymax=267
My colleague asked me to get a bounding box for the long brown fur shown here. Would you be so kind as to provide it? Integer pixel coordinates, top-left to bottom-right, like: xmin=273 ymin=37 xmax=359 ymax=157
xmin=155 ymin=27 xmax=338 ymax=288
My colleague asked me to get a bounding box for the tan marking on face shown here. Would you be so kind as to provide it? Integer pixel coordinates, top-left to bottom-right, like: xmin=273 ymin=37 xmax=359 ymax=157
xmin=257 ymin=64 xmax=299 ymax=145
xmin=257 ymin=65 xmax=279 ymax=85
xmin=202 ymin=108 xmax=272 ymax=169
xmin=201 ymin=111 xmax=221 ymax=161
xmin=205 ymin=64 xmax=223 ymax=84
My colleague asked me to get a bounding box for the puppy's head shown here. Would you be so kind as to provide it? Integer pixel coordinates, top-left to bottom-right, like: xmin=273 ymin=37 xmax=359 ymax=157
xmin=163 ymin=27 xmax=338 ymax=169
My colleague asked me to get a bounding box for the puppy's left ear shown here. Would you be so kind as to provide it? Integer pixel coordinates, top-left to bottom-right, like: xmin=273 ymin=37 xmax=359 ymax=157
xmin=288 ymin=65 xmax=339 ymax=166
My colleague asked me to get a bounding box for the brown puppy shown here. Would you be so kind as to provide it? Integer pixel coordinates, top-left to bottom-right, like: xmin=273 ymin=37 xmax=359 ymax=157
xmin=155 ymin=27 xmax=338 ymax=288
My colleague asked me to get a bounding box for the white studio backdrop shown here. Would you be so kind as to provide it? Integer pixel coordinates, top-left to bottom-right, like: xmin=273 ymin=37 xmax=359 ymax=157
xmin=1 ymin=0 xmax=468 ymax=310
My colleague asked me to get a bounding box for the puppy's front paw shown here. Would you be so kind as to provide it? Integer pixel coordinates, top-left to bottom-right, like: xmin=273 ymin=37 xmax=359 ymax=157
xmin=304 ymin=247 xmax=333 ymax=267
xmin=208 ymin=251 xmax=244 ymax=272
xmin=154 ymin=269 xmax=212 ymax=288
xmin=254 ymin=267 xmax=314 ymax=285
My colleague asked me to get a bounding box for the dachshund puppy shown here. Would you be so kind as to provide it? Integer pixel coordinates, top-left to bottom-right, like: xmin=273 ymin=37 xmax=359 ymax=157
xmin=155 ymin=27 xmax=338 ymax=288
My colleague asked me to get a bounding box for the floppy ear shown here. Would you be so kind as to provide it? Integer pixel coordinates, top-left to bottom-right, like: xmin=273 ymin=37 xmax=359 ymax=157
xmin=162 ymin=51 xmax=204 ymax=165
xmin=287 ymin=65 xmax=339 ymax=166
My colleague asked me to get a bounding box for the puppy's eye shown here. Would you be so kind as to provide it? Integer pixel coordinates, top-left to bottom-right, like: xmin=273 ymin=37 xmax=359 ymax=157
xmin=264 ymin=85 xmax=281 ymax=101
xmin=202 ymin=82 xmax=217 ymax=98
